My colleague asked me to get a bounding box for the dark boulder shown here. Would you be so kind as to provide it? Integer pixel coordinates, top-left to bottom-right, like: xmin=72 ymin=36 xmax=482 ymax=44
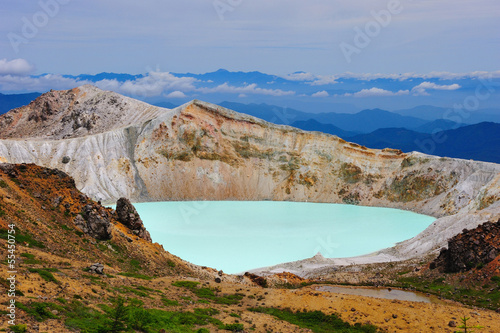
xmin=244 ymin=272 xmax=268 ymax=288
xmin=74 ymin=204 xmax=112 ymax=240
xmin=115 ymin=197 xmax=152 ymax=242
xmin=431 ymin=219 xmax=500 ymax=273
xmin=0 ymin=163 xmax=18 ymax=178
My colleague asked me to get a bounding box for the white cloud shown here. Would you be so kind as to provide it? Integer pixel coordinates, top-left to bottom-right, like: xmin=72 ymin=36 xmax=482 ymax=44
xmin=281 ymin=71 xmax=500 ymax=85
xmin=337 ymin=71 xmax=500 ymax=81
xmin=165 ymin=91 xmax=187 ymax=98
xmin=281 ymin=73 xmax=338 ymax=86
xmin=0 ymin=59 xmax=35 ymax=76
xmin=344 ymin=87 xmax=409 ymax=97
xmin=100 ymin=72 xmax=198 ymax=97
xmin=312 ymin=90 xmax=329 ymax=97
xmin=282 ymin=72 xmax=317 ymax=81
xmin=0 ymin=74 xmax=87 ymax=92
xmin=411 ymin=82 xmax=461 ymax=96
xmin=309 ymin=75 xmax=338 ymax=86
xmin=0 ymin=71 xmax=198 ymax=97
xmin=199 ymin=83 xmax=295 ymax=96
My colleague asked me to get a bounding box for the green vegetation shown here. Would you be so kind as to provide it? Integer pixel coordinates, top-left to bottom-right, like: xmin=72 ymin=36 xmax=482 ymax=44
xmin=28 ymin=268 xmax=59 ymax=283
xmin=17 ymin=302 xmax=62 ymax=321
xmin=249 ymin=307 xmax=380 ymax=333
xmin=172 ymin=281 xmax=200 ymax=289
xmin=340 ymin=163 xmax=363 ymax=184
xmin=129 ymin=259 xmax=141 ymax=270
xmin=396 ymin=276 xmax=500 ymax=310
xmin=457 ymin=316 xmax=484 ymax=332
xmin=117 ymin=272 xmax=153 ymax=280
xmin=60 ymin=224 xmax=72 ymax=231
xmin=342 ymin=192 xmax=361 ymax=205
xmin=95 ymin=299 xmax=223 ymax=332
xmin=9 ymin=324 xmax=27 ymax=333
xmin=20 ymin=298 xmax=226 ymax=332
xmin=172 ymin=280 xmax=244 ymax=305
xmin=385 ymin=171 xmax=448 ymax=202
xmin=56 ymin=297 xmax=67 ymax=304
xmin=20 ymin=252 xmax=44 ymax=264
xmin=401 ymin=156 xmax=430 ymax=168
xmin=113 ymin=286 xmax=151 ymax=298
xmin=161 ymin=297 xmax=180 ymax=307
xmin=222 ymin=323 xmax=244 ymax=331
xmin=0 ymin=228 xmax=45 ymax=248
xmin=232 ymin=141 xmax=274 ymax=160
xmin=20 ymin=252 xmax=35 ymax=259
xmin=0 ymin=179 xmax=7 ymax=188
xmin=279 ymin=156 xmax=301 ymax=171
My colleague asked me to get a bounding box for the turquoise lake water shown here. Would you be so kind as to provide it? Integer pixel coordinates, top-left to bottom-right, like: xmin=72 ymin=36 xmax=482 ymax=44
xmin=130 ymin=201 xmax=435 ymax=274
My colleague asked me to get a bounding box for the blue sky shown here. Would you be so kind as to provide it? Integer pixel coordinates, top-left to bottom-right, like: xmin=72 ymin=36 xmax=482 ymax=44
xmin=1 ymin=0 xmax=499 ymax=75
xmin=0 ymin=0 xmax=499 ymax=113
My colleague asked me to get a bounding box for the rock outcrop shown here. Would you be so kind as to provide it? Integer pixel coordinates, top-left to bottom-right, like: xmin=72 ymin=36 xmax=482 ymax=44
xmin=74 ymin=204 xmax=113 ymax=240
xmin=115 ymin=197 xmax=152 ymax=241
xmin=88 ymin=263 xmax=105 ymax=275
xmin=0 ymin=163 xmax=190 ymax=275
xmin=0 ymin=86 xmax=499 ymax=271
xmin=0 ymin=85 xmax=162 ymax=140
xmin=431 ymin=219 xmax=500 ymax=272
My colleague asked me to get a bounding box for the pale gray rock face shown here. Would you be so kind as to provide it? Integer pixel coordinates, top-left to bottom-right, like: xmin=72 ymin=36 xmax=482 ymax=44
xmin=88 ymin=263 xmax=104 ymax=275
xmin=1 ymin=86 xmax=499 ymax=274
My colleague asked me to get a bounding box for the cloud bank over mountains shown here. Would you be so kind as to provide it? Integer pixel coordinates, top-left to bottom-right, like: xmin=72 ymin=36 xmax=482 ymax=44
xmin=0 ymin=58 xmax=498 ymax=112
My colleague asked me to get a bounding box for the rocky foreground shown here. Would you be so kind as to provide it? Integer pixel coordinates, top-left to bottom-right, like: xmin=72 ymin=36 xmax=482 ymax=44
xmin=2 ymin=163 xmax=500 ymax=332
xmin=0 ymin=85 xmax=499 ymax=271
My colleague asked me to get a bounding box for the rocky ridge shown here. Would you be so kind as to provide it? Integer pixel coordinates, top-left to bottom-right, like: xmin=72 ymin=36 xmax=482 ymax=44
xmin=0 ymin=86 xmax=499 ymax=273
xmin=431 ymin=219 xmax=500 ymax=273
xmin=0 ymin=85 xmax=163 ymax=140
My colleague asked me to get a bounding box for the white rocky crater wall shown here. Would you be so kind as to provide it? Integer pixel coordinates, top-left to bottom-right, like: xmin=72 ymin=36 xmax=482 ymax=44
xmin=0 ymin=86 xmax=499 ymax=272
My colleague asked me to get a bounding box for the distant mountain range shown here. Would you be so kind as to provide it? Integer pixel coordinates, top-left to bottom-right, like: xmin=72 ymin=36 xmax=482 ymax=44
xmin=348 ymin=122 xmax=500 ymax=163
xmin=219 ymin=101 xmax=429 ymax=132
xmin=290 ymin=119 xmax=359 ymax=138
xmin=0 ymin=92 xmax=41 ymax=115
xmin=394 ymin=105 xmax=500 ymax=124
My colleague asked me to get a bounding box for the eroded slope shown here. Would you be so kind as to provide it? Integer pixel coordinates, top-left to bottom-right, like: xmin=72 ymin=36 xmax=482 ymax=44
xmin=0 ymin=85 xmax=165 ymax=140
xmin=0 ymin=86 xmax=499 ymax=268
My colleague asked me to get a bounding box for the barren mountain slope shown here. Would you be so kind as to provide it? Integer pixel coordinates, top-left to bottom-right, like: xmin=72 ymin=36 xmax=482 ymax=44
xmin=0 ymin=86 xmax=499 ymax=269
xmin=0 ymin=85 xmax=165 ymax=139
xmin=2 ymin=163 xmax=500 ymax=333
